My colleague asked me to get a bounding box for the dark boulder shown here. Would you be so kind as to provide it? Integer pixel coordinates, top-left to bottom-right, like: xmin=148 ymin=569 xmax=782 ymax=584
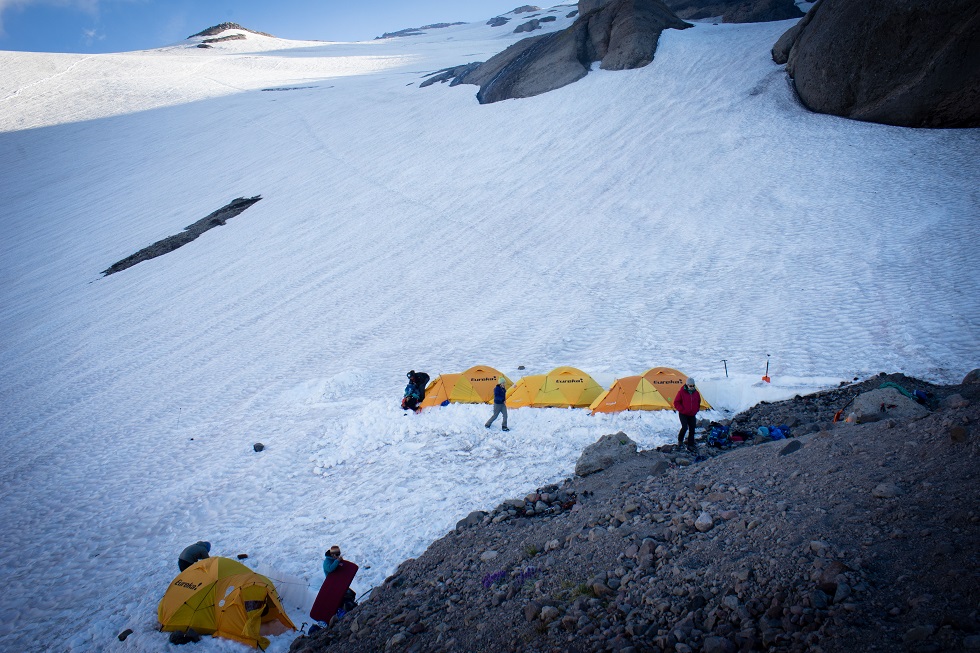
xmin=419 ymin=62 xmax=483 ymax=88
xmin=584 ymin=0 xmax=802 ymax=23
xmin=771 ymin=0 xmax=819 ymax=64
xmin=515 ymin=19 xmax=543 ymax=33
xmin=465 ymin=0 xmax=691 ymax=103
xmin=668 ymin=0 xmax=802 ymax=22
xmin=776 ymin=0 xmax=980 ymax=127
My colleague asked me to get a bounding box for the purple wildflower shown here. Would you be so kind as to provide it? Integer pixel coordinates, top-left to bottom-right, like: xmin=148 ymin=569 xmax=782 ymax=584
xmin=482 ymin=570 xmax=507 ymax=589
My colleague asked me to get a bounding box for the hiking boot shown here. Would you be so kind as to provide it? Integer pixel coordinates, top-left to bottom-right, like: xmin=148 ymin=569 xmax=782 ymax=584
xmin=502 ymin=427 xmax=510 ymax=431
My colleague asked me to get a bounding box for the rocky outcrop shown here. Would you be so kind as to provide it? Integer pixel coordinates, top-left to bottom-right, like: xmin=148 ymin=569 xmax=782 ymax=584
xmin=376 ymin=22 xmax=465 ymax=39
xmin=514 ymin=18 xmax=544 ymax=33
xmin=575 ymin=432 xmax=640 ymax=476
xmin=774 ymin=0 xmax=980 ymax=128
xmin=671 ymin=0 xmax=802 ymax=23
xmin=201 ymin=34 xmax=246 ymax=44
xmin=584 ymin=0 xmax=802 ymax=23
xmin=846 ymin=387 xmax=931 ymax=424
xmin=102 ymin=197 xmax=262 ymax=276
xmin=771 ymin=0 xmax=818 ymax=64
xmin=487 ymin=16 xmax=511 ymax=27
xmin=445 ymin=0 xmax=691 ymax=104
xmin=187 ymin=23 xmax=273 ymax=39
xmin=419 ymin=63 xmax=483 ymax=88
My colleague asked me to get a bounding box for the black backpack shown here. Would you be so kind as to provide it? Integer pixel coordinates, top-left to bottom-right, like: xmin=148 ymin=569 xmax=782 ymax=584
xmin=410 ymin=372 xmax=430 ymax=399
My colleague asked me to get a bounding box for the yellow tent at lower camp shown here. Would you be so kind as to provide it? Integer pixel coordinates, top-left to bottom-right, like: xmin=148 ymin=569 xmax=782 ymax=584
xmin=419 ymin=365 xmax=511 ymax=408
xmin=589 ymin=376 xmax=672 ymax=413
xmin=506 ymin=366 xmax=604 ymax=408
xmin=158 ymin=557 xmax=296 ymax=650
xmin=590 ymin=367 xmax=711 ymax=413
xmin=644 ymin=367 xmax=711 ymax=410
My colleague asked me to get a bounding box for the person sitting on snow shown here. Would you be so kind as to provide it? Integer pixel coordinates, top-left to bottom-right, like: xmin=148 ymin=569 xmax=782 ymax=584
xmin=178 ymin=540 xmax=211 ymax=571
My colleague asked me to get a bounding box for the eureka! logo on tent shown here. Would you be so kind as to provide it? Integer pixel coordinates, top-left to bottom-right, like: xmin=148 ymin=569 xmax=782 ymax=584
xmin=174 ymin=580 xmax=204 ymax=591
xmin=556 ymin=379 xmax=584 ymax=384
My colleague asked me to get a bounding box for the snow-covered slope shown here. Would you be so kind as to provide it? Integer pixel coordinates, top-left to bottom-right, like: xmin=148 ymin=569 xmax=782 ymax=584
xmin=0 ymin=12 xmax=977 ymax=652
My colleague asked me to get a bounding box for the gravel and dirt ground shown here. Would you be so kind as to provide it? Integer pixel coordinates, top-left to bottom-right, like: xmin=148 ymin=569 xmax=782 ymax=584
xmin=291 ymin=373 xmax=980 ymax=653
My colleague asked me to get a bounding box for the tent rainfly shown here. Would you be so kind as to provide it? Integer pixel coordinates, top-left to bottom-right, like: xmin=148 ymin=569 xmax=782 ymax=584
xmin=643 ymin=367 xmax=711 ymax=410
xmin=506 ymin=366 xmax=604 ymax=408
xmin=419 ymin=365 xmax=512 ymax=408
xmin=589 ymin=376 xmax=672 ymax=413
xmin=158 ymin=557 xmax=296 ymax=650
xmin=591 ymin=367 xmax=711 ymax=413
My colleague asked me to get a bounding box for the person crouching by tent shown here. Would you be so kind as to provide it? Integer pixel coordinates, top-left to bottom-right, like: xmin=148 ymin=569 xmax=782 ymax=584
xmin=401 ymin=370 xmax=429 ymax=412
xmin=178 ymin=540 xmax=211 ymax=572
xmin=673 ymin=377 xmax=701 ymax=452
xmin=485 ymin=378 xmax=510 ymax=431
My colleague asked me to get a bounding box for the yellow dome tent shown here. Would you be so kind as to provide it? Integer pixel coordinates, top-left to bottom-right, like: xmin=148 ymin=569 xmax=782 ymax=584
xmin=589 ymin=376 xmax=672 ymax=413
xmin=506 ymin=366 xmax=604 ymax=408
xmin=643 ymin=367 xmax=711 ymax=410
xmin=158 ymin=557 xmax=296 ymax=650
xmin=419 ymin=365 xmax=512 ymax=408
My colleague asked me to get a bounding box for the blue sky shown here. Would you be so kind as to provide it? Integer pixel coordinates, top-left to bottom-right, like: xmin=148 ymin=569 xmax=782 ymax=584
xmin=0 ymin=0 xmax=551 ymax=53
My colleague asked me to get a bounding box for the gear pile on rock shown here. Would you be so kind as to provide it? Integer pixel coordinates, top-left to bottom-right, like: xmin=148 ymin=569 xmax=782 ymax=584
xmin=291 ymin=372 xmax=979 ymax=653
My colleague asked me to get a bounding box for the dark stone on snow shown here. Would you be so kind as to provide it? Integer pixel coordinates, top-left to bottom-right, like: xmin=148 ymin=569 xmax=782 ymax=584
xmin=515 ymin=19 xmax=543 ymax=33
xmin=118 ymin=629 xmax=133 ymax=641
xmin=253 ymin=442 xmax=265 ymax=452
xmin=778 ymin=0 xmax=980 ymax=127
xmin=101 ymin=196 xmax=262 ymax=276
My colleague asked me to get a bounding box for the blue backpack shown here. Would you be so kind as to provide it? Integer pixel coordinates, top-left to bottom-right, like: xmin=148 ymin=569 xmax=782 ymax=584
xmin=708 ymin=425 xmax=730 ymax=447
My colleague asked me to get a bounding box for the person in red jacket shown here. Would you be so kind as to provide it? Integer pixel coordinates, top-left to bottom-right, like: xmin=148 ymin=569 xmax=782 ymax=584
xmin=673 ymin=377 xmax=701 ymax=451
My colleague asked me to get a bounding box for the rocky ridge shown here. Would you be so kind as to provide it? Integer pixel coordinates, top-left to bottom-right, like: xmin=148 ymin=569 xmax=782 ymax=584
xmin=291 ymin=372 xmax=979 ymax=653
